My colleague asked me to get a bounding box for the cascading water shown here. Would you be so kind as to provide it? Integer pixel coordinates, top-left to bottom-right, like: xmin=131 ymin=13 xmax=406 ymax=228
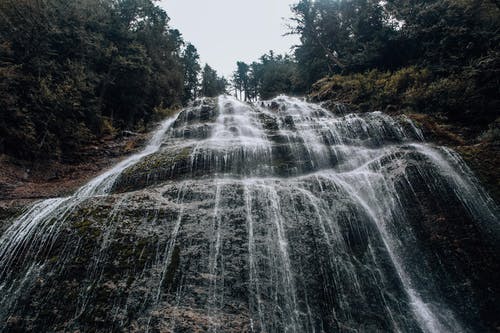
xmin=0 ymin=95 xmax=498 ymax=332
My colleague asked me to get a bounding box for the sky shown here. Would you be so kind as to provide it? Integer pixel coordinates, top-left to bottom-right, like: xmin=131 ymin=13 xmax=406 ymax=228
xmin=159 ymin=0 xmax=300 ymax=77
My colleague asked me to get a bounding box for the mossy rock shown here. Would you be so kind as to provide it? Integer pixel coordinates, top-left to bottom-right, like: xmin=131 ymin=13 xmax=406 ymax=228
xmin=457 ymin=142 xmax=500 ymax=204
xmin=113 ymin=145 xmax=194 ymax=192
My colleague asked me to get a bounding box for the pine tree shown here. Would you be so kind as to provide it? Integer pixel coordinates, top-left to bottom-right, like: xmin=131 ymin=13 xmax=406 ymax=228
xmin=182 ymin=43 xmax=201 ymax=102
xmin=200 ymin=64 xmax=227 ymax=97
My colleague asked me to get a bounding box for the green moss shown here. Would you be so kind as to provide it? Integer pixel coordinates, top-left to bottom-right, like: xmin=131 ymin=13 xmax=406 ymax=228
xmin=48 ymin=255 xmax=59 ymax=264
xmin=73 ymin=219 xmax=93 ymax=231
xmin=102 ymin=234 xmax=160 ymax=274
xmin=175 ymin=146 xmax=192 ymax=162
xmin=72 ymin=218 xmax=102 ymax=238
xmin=153 ymin=105 xmax=181 ymax=121
xmin=407 ymin=113 xmax=465 ymax=146
xmin=119 ymin=145 xmax=193 ymax=183
xmin=310 ymin=67 xmax=434 ymax=112
xmin=310 ymin=66 xmax=499 ymax=205
xmin=272 ymin=158 xmax=291 ymax=169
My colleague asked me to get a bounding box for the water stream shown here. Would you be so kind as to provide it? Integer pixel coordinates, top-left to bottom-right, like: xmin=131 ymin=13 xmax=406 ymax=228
xmin=0 ymin=95 xmax=498 ymax=332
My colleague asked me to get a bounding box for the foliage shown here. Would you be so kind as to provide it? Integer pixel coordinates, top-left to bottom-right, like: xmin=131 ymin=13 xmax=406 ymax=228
xmin=232 ymin=62 xmax=250 ymax=100
xmin=0 ymin=0 xmax=212 ymax=161
xmin=231 ymin=52 xmax=304 ymax=101
xmin=2 ymin=0 xmax=499 ymax=159
xmin=290 ymin=0 xmax=399 ymax=87
xmin=311 ymin=57 xmax=499 ymax=127
xmin=290 ymin=0 xmax=500 ymax=82
xmin=292 ymin=0 xmax=499 ymax=132
xmin=384 ymin=0 xmax=500 ymax=68
xmin=234 ymin=0 xmax=500 ymax=105
xmin=181 ymin=43 xmax=201 ymax=103
xmin=0 ymin=0 xmax=185 ymax=160
xmin=200 ymin=64 xmax=227 ymax=98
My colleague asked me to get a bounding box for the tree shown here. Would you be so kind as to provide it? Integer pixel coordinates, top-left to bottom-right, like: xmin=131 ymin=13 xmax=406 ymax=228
xmin=232 ymin=61 xmax=250 ymax=100
xmin=0 ymin=0 xmax=187 ymax=160
xmin=384 ymin=0 xmax=500 ymax=67
xmin=233 ymin=52 xmax=303 ymax=101
xmin=200 ymin=64 xmax=227 ymax=97
xmin=289 ymin=0 xmax=499 ymax=82
xmin=290 ymin=0 xmax=398 ymax=86
xmin=247 ymin=62 xmax=263 ymax=101
xmin=181 ymin=43 xmax=201 ymax=102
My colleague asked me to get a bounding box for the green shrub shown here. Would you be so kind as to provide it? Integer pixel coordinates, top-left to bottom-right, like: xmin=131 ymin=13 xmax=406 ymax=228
xmin=0 ymin=0 xmax=184 ymax=161
xmin=311 ymin=63 xmax=498 ymax=129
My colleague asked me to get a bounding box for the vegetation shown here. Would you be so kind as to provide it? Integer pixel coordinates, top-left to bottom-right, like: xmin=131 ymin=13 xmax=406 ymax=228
xmin=281 ymin=0 xmax=499 ymax=201
xmin=181 ymin=43 xmax=201 ymax=103
xmin=200 ymin=64 xmax=228 ymax=98
xmin=1 ymin=0 xmax=498 ymax=160
xmin=0 ymin=0 xmax=225 ymax=162
xmin=227 ymin=1 xmax=499 ymax=201
xmin=290 ymin=0 xmax=499 ymax=83
xmin=231 ymin=52 xmax=304 ymax=101
xmin=232 ymin=0 xmax=499 ymax=128
xmin=310 ymin=60 xmax=499 ymax=128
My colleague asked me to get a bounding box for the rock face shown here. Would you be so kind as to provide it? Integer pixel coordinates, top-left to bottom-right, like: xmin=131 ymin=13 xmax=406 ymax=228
xmin=0 ymin=96 xmax=498 ymax=333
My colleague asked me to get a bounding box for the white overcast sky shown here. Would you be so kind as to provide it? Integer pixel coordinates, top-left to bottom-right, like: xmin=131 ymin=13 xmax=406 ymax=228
xmin=159 ymin=0 xmax=300 ymax=77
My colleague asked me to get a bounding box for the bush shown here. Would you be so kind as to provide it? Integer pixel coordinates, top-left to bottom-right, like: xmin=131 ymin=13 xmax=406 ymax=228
xmin=311 ymin=67 xmax=431 ymax=109
xmin=311 ymin=62 xmax=498 ymax=129
xmin=0 ymin=0 xmax=184 ymax=161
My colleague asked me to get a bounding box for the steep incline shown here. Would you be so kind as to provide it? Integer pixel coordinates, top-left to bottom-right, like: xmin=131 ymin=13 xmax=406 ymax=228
xmin=0 ymin=96 xmax=498 ymax=332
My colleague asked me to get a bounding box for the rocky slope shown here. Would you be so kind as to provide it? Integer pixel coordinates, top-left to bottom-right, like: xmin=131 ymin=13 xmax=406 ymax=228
xmin=310 ymin=71 xmax=500 ymax=205
xmin=0 ymin=96 xmax=498 ymax=332
xmin=0 ymin=131 xmax=147 ymax=214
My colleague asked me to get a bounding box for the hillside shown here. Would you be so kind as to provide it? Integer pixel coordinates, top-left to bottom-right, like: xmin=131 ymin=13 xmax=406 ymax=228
xmin=0 ymin=0 xmax=499 ymax=332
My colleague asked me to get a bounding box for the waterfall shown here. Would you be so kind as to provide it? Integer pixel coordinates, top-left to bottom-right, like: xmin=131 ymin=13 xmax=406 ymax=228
xmin=0 ymin=115 xmax=178 ymax=324
xmin=0 ymin=95 xmax=498 ymax=332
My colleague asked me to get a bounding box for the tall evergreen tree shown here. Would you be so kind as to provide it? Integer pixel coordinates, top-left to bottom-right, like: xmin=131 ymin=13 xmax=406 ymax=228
xmin=200 ymin=64 xmax=227 ymax=97
xmin=232 ymin=62 xmax=250 ymax=100
xmin=290 ymin=0 xmax=397 ymax=85
xmin=0 ymin=0 xmax=188 ymax=160
xmin=232 ymin=52 xmax=303 ymax=100
xmin=384 ymin=0 xmax=500 ymax=67
xmin=181 ymin=43 xmax=201 ymax=102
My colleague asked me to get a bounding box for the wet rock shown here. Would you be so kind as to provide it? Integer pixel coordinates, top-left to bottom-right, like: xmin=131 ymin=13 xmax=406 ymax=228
xmin=0 ymin=96 xmax=498 ymax=332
